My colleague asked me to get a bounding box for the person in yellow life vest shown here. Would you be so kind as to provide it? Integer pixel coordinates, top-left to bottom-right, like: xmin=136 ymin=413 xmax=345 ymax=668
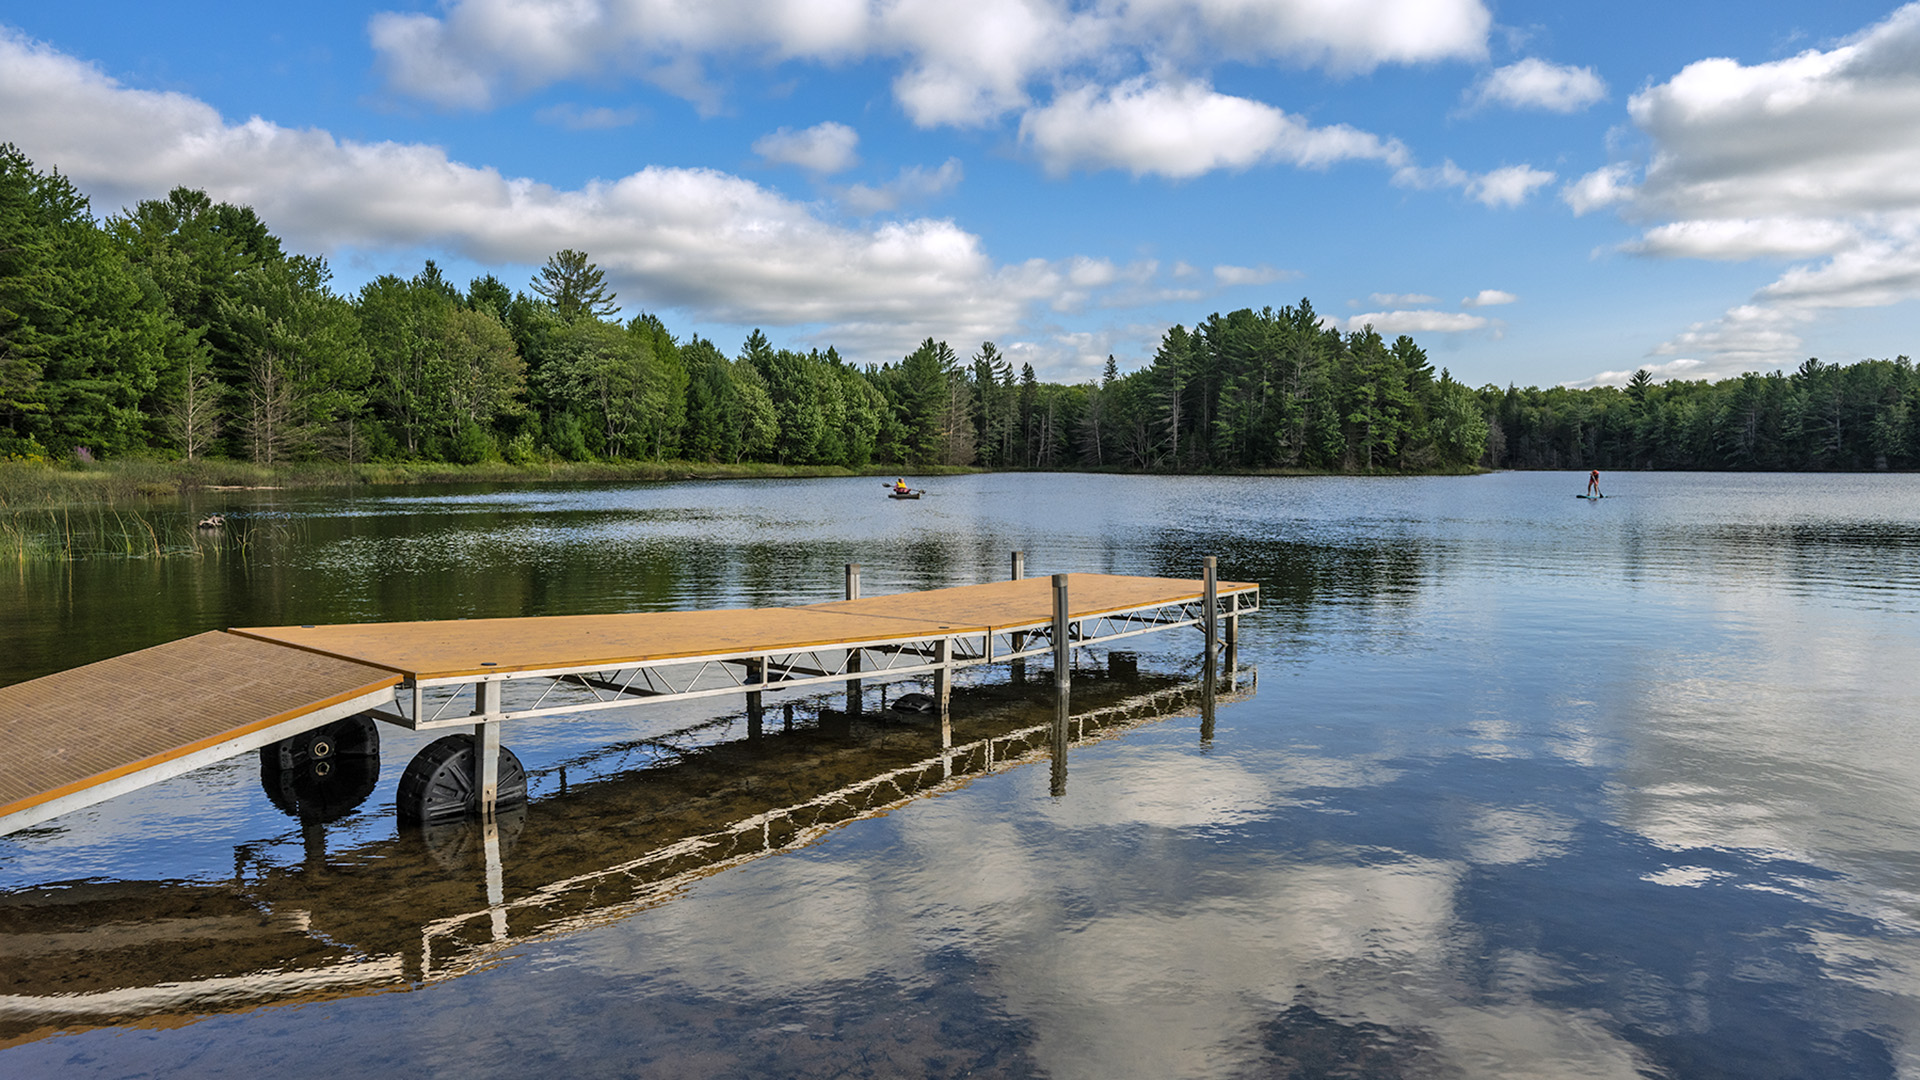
xmin=894 ymin=478 xmax=910 ymax=494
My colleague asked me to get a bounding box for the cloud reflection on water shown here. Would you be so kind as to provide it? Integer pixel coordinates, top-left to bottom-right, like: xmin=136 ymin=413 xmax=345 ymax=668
xmin=543 ymin=736 xmax=1662 ymax=1079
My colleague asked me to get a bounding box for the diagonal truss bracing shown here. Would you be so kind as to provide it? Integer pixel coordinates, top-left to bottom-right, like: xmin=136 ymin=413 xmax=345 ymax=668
xmin=367 ymin=586 xmax=1258 ymax=731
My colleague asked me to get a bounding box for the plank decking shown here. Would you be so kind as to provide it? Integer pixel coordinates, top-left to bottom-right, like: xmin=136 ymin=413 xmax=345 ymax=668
xmin=0 ymin=633 xmax=401 ymax=829
xmin=229 ymin=574 xmax=1251 ymax=680
xmin=0 ymin=573 xmax=1254 ymax=835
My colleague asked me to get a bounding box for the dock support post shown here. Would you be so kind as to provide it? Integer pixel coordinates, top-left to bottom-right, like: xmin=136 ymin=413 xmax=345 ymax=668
xmin=1201 ymin=557 xmax=1219 ymax=746
xmin=1202 ymin=557 xmax=1219 ymax=661
xmin=747 ymin=657 xmax=765 ymax=736
xmin=933 ymin=636 xmax=952 ymax=727
xmin=1009 ymin=551 xmax=1027 ymax=683
xmin=845 ymin=563 xmax=862 ymax=714
xmin=472 ymin=680 xmax=501 ymax=821
xmin=1225 ymin=588 xmax=1240 ymax=673
xmin=1052 ymin=573 xmax=1071 ymax=690
xmin=1051 ymin=571 xmax=1071 ymax=795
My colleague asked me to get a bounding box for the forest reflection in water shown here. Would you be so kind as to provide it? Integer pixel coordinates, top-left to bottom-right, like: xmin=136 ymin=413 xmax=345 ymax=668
xmin=4 ymin=471 xmax=1920 ymax=1078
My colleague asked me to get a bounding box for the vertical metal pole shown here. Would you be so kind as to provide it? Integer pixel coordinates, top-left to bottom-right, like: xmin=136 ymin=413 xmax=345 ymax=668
xmin=1009 ymin=551 xmax=1027 ymax=681
xmin=1225 ymin=590 xmax=1240 ymax=673
xmin=934 ymin=636 xmax=952 ymax=723
xmin=1052 ymin=573 xmax=1071 ymax=690
xmin=1050 ymin=570 xmax=1072 ymax=792
xmin=845 ymin=563 xmax=862 ymax=714
xmin=1202 ymin=557 xmax=1219 ymax=662
xmin=472 ymin=680 xmax=501 ymax=821
xmin=1201 ymin=558 xmax=1218 ymax=746
xmin=747 ymin=656 xmax=765 ymax=734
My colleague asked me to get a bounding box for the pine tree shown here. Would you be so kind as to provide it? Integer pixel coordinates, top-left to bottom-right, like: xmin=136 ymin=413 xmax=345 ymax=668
xmin=530 ymin=249 xmax=619 ymax=321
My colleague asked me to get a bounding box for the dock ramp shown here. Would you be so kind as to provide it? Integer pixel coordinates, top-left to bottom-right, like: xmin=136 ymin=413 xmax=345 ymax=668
xmin=0 ymin=633 xmax=401 ymax=834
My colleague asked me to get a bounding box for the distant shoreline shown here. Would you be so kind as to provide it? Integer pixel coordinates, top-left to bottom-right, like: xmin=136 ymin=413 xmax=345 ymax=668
xmin=0 ymin=459 xmax=1492 ymax=507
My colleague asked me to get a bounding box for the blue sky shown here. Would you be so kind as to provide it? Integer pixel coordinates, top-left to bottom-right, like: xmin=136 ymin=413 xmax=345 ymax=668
xmin=3 ymin=1 xmax=1917 ymax=388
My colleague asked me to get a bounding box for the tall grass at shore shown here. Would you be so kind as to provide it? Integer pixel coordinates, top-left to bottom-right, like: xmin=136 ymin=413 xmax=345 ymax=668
xmin=0 ymin=457 xmax=972 ymax=561
xmin=0 ymin=503 xmax=313 ymax=563
xmin=0 ymin=458 xmax=965 ymax=512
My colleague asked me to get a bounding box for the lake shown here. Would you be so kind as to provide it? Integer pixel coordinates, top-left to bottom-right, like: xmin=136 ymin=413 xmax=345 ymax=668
xmin=3 ymin=470 xmax=1919 ymax=1079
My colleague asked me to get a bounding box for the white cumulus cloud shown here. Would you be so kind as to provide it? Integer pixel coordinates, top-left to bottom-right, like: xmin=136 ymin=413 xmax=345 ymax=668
xmin=1597 ymin=4 xmax=1920 ymax=367
xmin=1624 ymin=217 xmax=1861 ymax=261
xmin=1561 ymin=358 xmax=1712 ymax=390
xmin=367 ymin=0 xmax=1492 ymax=125
xmin=753 ymin=121 xmax=860 ymax=174
xmin=1562 ymin=163 xmax=1637 ymax=215
xmin=1019 ymin=78 xmax=1409 ymax=179
xmin=1461 ymin=289 xmax=1515 ymax=306
xmin=1394 ymin=159 xmax=1554 ymax=207
xmin=1758 ymin=234 xmax=1920 ymax=309
xmin=0 ymin=28 xmax=1122 ymax=366
xmin=1345 ymin=310 xmax=1491 ymax=334
xmin=1630 ymin=12 xmax=1920 ymax=223
xmin=1466 ymin=58 xmax=1607 ymax=112
xmin=1214 ymin=263 xmax=1293 ymax=286
xmin=1465 ymin=164 xmax=1556 ymax=207
xmin=837 ymin=157 xmax=964 ymax=214
xmin=1650 ymin=304 xmax=1810 ymax=369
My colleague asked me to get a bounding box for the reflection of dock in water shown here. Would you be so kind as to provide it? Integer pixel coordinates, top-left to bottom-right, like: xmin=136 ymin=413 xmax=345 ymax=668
xmin=0 ymin=666 xmax=1254 ymax=1045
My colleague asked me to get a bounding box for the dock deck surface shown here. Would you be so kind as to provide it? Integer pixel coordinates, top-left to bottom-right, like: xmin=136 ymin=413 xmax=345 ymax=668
xmin=0 ymin=633 xmax=401 ymax=826
xmin=1 ymin=573 xmax=1254 ymax=833
xmin=230 ymin=573 xmax=1252 ymax=680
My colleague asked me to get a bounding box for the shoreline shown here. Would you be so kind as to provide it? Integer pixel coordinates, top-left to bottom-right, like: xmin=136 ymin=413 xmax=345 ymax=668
xmin=0 ymin=458 xmax=1488 ymax=509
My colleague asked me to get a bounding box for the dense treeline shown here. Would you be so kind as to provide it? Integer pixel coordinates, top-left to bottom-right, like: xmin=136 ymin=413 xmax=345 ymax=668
xmin=0 ymin=145 xmax=1492 ymax=473
xmin=12 ymin=142 xmax=1920 ymax=477
xmin=1484 ymin=359 xmax=1920 ymax=471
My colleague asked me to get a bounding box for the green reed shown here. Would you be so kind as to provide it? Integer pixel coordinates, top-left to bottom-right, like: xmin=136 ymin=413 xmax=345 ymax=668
xmin=0 ymin=505 xmax=311 ymax=563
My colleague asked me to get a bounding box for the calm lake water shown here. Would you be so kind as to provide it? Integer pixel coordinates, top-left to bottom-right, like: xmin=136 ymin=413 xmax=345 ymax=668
xmin=4 ymin=470 xmax=1920 ymax=1078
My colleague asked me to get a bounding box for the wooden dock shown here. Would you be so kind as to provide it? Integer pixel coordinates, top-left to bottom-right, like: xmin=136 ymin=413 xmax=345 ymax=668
xmin=0 ymin=566 xmax=1256 ymax=836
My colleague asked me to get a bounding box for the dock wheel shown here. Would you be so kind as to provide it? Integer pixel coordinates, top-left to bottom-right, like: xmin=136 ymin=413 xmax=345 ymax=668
xmin=396 ymin=734 xmax=528 ymax=826
xmin=259 ymin=747 xmax=380 ymax=823
xmin=264 ymin=714 xmax=379 ymax=774
xmin=259 ymin=715 xmax=382 ymax=822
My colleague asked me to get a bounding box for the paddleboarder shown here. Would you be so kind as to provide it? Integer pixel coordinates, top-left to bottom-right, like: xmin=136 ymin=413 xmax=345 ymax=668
xmin=1587 ymin=469 xmax=1601 ymax=498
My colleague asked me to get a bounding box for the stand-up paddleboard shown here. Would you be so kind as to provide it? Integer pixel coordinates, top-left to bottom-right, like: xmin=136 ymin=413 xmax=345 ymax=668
xmin=1576 ymin=493 xmax=1604 ymax=500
